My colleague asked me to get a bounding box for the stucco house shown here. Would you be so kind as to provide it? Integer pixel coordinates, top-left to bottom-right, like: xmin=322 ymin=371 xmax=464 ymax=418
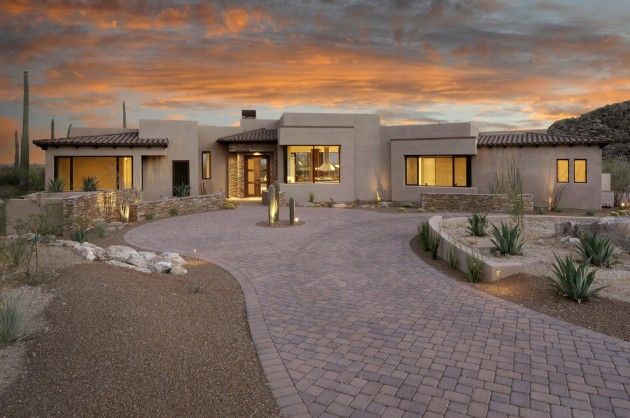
xmin=33 ymin=110 xmax=607 ymax=210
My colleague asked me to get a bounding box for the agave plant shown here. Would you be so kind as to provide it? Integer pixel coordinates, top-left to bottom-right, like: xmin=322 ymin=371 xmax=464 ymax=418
xmin=82 ymin=176 xmax=99 ymax=191
xmin=489 ymin=222 xmax=523 ymax=256
xmin=46 ymin=177 xmax=64 ymax=192
xmin=466 ymin=212 xmax=488 ymax=237
xmin=173 ymin=182 xmax=190 ymax=197
xmin=547 ymin=255 xmax=605 ymax=303
xmin=578 ymin=232 xmax=615 ymax=268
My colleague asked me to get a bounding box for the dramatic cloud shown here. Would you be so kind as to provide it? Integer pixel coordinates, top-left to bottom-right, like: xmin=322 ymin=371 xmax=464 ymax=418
xmin=0 ymin=0 xmax=628 ymax=163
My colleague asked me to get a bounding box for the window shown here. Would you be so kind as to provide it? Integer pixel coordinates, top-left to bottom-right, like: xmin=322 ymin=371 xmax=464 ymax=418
xmin=574 ymin=159 xmax=587 ymax=183
xmin=201 ymin=151 xmax=211 ymax=179
xmin=286 ymin=146 xmax=340 ymax=183
xmin=405 ymin=156 xmax=469 ymax=187
xmin=53 ymin=156 xmax=132 ymax=190
xmin=557 ymin=159 xmax=569 ymax=183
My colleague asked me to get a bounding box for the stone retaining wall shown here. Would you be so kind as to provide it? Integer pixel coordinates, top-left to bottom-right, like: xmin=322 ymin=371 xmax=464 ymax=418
xmin=62 ymin=189 xmax=139 ymax=236
xmin=129 ymin=192 xmax=225 ymax=221
xmin=421 ymin=193 xmax=533 ymax=213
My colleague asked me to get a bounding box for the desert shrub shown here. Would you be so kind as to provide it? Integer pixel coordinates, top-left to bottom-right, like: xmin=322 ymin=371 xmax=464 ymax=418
xmin=610 ymin=211 xmax=619 ymax=217
xmin=489 ymin=222 xmax=523 ymax=256
xmin=466 ymin=252 xmax=484 ymax=283
xmin=548 ymin=183 xmax=567 ymax=212
xmin=70 ymin=216 xmax=90 ymax=243
xmin=547 ymin=255 xmax=604 ymax=303
xmin=578 ymin=233 xmax=615 ymax=268
xmin=584 ymin=210 xmax=595 ymax=217
xmin=0 ymin=171 xmax=20 ymax=186
xmin=71 ymin=229 xmax=87 ymax=243
xmin=2 ymin=237 xmax=29 ymax=267
xmin=144 ymin=212 xmax=155 ymax=221
xmin=0 ymin=295 xmax=31 ymax=346
xmin=82 ymin=176 xmax=99 ymax=191
xmin=169 ymin=207 xmax=179 ymax=216
xmin=94 ymin=223 xmax=107 ymax=239
xmin=447 ymin=245 xmax=459 ymax=270
xmin=533 ymin=206 xmax=545 ymax=215
xmin=173 ymin=183 xmax=190 ymax=197
xmin=222 ymin=201 xmax=237 ymax=209
xmin=466 ymin=212 xmax=488 ymax=237
xmin=603 ymin=158 xmax=630 ymax=207
xmin=308 ymin=192 xmax=315 ymax=203
xmin=417 ymin=221 xmax=431 ymax=251
xmin=46 ymin=177 xmax=64 ymax=192
xmin=428 ymin=231 xmax=440 ymax=260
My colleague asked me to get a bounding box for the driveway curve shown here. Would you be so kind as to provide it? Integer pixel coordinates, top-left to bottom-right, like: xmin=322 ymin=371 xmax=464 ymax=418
xmin=126 ymin=204 xmax=630 ymax=417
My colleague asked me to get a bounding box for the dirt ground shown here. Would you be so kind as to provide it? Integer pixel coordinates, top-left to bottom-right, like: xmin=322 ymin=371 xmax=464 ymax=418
xmin=411 ymin=237 xmax=630 ymax=342
xmin=0 ymin=226 xmax=279 ymax=417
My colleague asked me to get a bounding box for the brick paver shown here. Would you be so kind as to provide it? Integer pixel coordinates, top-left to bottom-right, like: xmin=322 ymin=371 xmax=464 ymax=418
xmin=126 ymin=204 xmax=630 ymax=417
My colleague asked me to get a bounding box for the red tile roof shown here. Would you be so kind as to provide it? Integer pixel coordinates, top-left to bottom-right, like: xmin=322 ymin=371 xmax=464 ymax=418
xmin=217 ymin=128 xmax=277 ymax=143
xmin=477 ymin=131 xmax=607 ymax=147
xmin=33 ymin=131 xmax=168 ymax=149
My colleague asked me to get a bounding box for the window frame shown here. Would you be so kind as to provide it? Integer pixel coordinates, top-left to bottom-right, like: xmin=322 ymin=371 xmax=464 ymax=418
xmin=201 ymin=151 xmax=211 ymax=180
xmin=556 ymin=159 xmax=569 ymax=183
xmin=285 ymin=145 xmax=341 ymax=184
xmin=404 ymin=155 xmax=471 ymax=187
xmin=574 ymin=159 xmax=587 ymax=183
xmin=53 ymin=155 xmax=133 ymax=191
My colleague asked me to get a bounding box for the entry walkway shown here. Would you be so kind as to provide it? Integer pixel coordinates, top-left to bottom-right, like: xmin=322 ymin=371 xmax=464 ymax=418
xmin=126 ymin=204 xmax=630 ymax=417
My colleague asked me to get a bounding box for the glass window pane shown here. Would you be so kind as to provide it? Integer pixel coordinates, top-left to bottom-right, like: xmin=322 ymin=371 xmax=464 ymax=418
xmin=287 ymin=146 xmax=313 ymax=183
xmin=118 ymin=157 xmax=133 ymax=189
xmin=314 ymin=145 xmax=340 ymax=183
xmin=435 ymin=157 xmax=453 ymax=186
xmin=73 ymin=157 xmax=117 ymax=190
xmin=557 ymin=160 xmax=569 ymax=183
xmin=420 ymin=157 xmax=435 ymax=186
xmin=454 ymin=157 xmax=467 ymax=187
xmin=574 ymin=159 xmax=586 ymax=183
xmin=406 ymin=157 xmax=418 ymax=185
xmin=55 ymin=157 xmax=71 ymax=191
xmin=202 ymin=152 xmax=211 ymax=179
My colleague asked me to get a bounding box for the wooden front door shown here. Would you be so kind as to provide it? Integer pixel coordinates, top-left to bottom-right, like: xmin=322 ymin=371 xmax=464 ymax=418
xmin=245 ymin=156 xmax=269 ymax=197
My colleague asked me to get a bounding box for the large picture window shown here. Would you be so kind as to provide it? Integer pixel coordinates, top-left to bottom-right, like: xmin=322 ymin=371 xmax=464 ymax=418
xmin=557 ymin=159 xmax=569 ymax=183
xmin=574 ymin=159 xmax=587 ymax=183
xmin=201 ymin=151 xmax=211 ymax=179
xmin=54 ymin=156 xmax=132 ymax=191
xmin=405 ymin=156 xmax=469 ymax=187
xmin=286 ymin=145 xmax=340 ymax=183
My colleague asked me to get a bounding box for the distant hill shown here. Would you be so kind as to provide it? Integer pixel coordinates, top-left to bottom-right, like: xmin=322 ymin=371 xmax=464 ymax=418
xmin=547 ymin=100 xmax=630 ymax=160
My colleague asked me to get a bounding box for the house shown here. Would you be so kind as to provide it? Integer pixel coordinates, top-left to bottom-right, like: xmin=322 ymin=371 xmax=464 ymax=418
xmin=33 ymin=110 xmax=607 ymax=210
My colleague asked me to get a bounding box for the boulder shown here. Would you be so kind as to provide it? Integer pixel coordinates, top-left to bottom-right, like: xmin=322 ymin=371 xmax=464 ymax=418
xmin=554 ymin=217 xmax=630 ymax=250
xmin=106 ymin=259 xmax=151 ymax=274
xmin=332 ymin=203 xmax=347 ymax=208
xmin=150 ymin=260 xmax=173 ymax=273
xmin=568 ymin=237 xmax=581 ymax=246
xmin=379 ymin=201 xmax=392 ymax=208
xmin=170 ymin=265 xmax=188 ymax=276
xmin=162 ymin=252 xmax=186 ymax=265
xmin=398 ymin=201 xmax=414 ymax=208
xmin=106 ymin=245 xmax=141 ymax=263
xmin=140 ymin=251 xmax=158 ymax=261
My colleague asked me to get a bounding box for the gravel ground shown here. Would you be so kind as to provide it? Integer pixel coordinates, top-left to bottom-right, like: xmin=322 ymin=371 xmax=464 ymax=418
xmin=0 ymin=227 xmax=279 ymax=417
xmin=412 ymin=237 xmax=630 ymax=341
xmin=441 ymin=216 xmax=630 ymax=303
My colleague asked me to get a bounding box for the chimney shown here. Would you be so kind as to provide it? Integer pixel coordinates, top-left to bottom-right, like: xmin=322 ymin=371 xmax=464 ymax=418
xmin=242 ymin=109 xmax=256 ymax=119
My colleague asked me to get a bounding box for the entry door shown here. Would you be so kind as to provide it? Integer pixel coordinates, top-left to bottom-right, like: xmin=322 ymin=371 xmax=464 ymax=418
xmin=245 ymin=156 xmax=269 ymax=197
xmin=172 ymin=160 xmax=190 ymax=195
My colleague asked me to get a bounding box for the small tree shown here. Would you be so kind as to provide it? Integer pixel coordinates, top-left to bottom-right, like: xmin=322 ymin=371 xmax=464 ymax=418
xmin=603 ymin=158 xmax=630 ymax=207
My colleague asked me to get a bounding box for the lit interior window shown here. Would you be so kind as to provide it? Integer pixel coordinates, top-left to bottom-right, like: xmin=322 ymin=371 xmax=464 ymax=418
xmin=574 ymin=159 xmax=587 ymax=183
xmin=287 ymin=146 xmax=340 ymax=183
xmin=557 ymin=159 xmax=569 ymax=183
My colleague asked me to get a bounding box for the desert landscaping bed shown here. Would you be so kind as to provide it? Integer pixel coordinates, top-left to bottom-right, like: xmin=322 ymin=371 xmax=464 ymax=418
xmin=411 ymin=238 xmax=630 ymax=341
xmin=0 ymin=226 xmax=278 ymax=416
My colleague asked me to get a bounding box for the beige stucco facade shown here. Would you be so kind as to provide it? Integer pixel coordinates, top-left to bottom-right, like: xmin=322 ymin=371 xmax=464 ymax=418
xmin=36 ymin=111 xmax=606 ymax=210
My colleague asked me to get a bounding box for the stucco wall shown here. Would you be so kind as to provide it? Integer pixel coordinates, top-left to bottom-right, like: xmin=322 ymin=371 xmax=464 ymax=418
xmin=138 ymin=119 xmax=199 ymax=201
xmin=198 ymin=125 xmax=240 ymax=196
xmin=277 ymin=113 xmax=386 ymax=202
xmin=472 ymin=145 xmax=602 ymax=210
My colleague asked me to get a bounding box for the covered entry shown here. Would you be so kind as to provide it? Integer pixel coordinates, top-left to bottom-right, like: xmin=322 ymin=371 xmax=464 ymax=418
xmin=216 ymin=128 xmax=278 ymax=199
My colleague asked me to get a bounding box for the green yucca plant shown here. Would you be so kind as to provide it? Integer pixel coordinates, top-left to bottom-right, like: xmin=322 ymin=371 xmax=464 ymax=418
xmin=447 ymin=245 xmax=459 ymax=270
xmin=417 ymin=221 xmax=431 ymax=251
xmin=428 ymin=231 xmax=441 ymax=260
xmin=0 ymin=296 xmax=30 ymax=346
xmin=547 ymin=255 xmax=605 ymax=303
xmin=173 ymin=182 xmax=190 ymax=197
xmin=466 ymin=252 xmax=484 ymax=283
xmin=466 ymin=212 xmax=488 ymax=237
xmin=46 ymin=177 xmax=64 ymax=192
xmin=578 ymin=233 xmax=615 ymax=268
xmin=82 ymin=176 xmax=99 ymax=191
xmin=489 ymin=222 xmax=523 ymax=256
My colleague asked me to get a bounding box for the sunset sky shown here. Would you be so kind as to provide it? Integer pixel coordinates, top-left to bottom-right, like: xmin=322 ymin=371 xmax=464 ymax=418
xmin=1 ymin=0 xmax=629 ymax=164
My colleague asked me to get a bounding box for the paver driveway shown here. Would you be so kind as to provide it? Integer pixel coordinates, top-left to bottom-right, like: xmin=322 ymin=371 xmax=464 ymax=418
xmin=126 ymin=204 xmax=630 ymax=418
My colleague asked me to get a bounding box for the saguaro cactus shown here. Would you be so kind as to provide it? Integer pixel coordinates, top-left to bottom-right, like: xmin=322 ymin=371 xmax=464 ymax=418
xmin=13 ymin=130 xmax=19 ymax=169
xmin=123 ymin=100 xmax=127 ymax=128
xmin=20 ymin=71 xmax=29 ymax=173
xmin=51 ymin=118 xmax=55 ymax=139
xmin=67 ymin=123 xmax=72 ymax=138
xmin=289 ymin=197 xmax=296 ymax=225
xmin=267 ymin=184 xmax=278 ymax=225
